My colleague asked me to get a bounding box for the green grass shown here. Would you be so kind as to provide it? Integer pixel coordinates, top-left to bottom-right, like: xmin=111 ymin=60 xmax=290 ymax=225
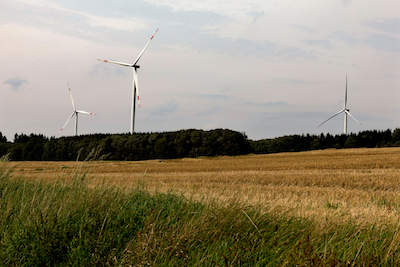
xmin=0 ymin=160 xmax=399 ymax=266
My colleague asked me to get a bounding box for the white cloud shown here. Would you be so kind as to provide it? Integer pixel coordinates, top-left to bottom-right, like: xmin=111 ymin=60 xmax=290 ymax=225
xmin=14 ymin=0 xmax=63 ymax=9
xmin=142 ymin=0 xmax=264 ymax=19
xmin=85 ymin=14 xmax=151 ymax=32
xmin=12 ymin=0 xmax=152 ymax=33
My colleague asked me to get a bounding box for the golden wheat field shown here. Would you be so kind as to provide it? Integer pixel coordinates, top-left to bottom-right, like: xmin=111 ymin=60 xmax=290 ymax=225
xmin=5 ymin=147 xmax=400 ymax=226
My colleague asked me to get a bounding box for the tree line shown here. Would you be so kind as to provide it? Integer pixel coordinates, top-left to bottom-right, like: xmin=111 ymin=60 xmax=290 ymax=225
xmin=1 ymin=128 xmax=400 ymax=161
xmin=1 ymin=129 xmax=251 ymax=161
xmin=250 ymin=129 xmax=400 ymax=154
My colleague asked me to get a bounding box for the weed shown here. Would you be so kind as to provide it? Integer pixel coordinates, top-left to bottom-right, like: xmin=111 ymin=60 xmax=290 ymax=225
xmin=325 ymin=201 xmax=339 ymax=210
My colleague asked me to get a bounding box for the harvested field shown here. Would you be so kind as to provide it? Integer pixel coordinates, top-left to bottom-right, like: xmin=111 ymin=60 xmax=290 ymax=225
xmin=5 ymin=147 xmax=400 ymax=225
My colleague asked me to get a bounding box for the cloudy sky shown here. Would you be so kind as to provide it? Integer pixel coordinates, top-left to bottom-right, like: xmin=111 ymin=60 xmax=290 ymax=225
xmin=1 ymin=0 xmax=399 ymax=141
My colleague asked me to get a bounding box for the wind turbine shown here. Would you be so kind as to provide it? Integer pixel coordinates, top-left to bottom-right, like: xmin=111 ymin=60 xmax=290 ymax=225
xmin=317 ymin=75 xmax=363 ymax=135
xmin=97 ymin=28 xmax=159 ymax=134
xmin=58 ymin=83 xmax=96 ymax=136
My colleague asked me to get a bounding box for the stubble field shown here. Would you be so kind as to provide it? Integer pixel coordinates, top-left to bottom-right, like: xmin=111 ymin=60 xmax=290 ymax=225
xmin=7 ymin=147 xmax=400 ymax=226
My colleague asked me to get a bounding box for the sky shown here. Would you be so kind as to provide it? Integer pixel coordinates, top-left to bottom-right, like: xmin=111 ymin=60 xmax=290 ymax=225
xmin=1 ymin=0 xmax=400 ymax=141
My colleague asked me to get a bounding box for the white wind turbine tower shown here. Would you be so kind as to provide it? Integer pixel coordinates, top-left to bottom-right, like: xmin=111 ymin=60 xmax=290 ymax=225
xmin=58 ymin=83 xmax=96 ymax=136
xmin=317 ymin=75 xmax=363 ymax=135
xmin=97 ymin=28 xmax=159 ymax=134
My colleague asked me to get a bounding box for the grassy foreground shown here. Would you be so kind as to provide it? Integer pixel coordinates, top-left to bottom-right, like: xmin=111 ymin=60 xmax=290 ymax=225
xmin=1 ymin=157 xmax=400 ymax=266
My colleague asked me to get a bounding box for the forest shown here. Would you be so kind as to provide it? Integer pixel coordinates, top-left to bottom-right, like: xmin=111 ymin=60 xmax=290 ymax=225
xmin=1 ymin=128 xmax=400 ymax=161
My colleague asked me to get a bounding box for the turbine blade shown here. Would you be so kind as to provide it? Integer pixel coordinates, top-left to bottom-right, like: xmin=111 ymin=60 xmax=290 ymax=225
xmin=76 ymin=110 xmax=96 ymax=115
xmin=133 ymin=68 xmax=140 ymax=108
xmin=344 ymin=74 xmax=347 ymax=109
xmin=317 ymin=110 xmax=345 ymax=128
xmin=345 ymin=110 xmax=363 ymax=127
xmin=68 ymin=83 xmax=76 ymax=111
xmin=133 ymin=28 xmax=159 ymax=66
xmin=58 ymin=112 xmax=75 ymax=135
xmin=97 ymin=59 xmax=133 ymax=67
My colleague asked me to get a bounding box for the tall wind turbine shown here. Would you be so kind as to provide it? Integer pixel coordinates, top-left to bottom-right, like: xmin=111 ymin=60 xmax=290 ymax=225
xmin=58 ymin=83 xmax=96 ymax=136
xmin=317 ymin=75 xmax=363 ymax=134
xmin=97 ymin=28 xmax=159 ymax=134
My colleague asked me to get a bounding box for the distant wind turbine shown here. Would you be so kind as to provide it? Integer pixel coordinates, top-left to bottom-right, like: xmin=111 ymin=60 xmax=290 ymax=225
xmin=58 ymin=83 xmax=96 ymax=136
xmin=317 ymin=75 xmax=363 ymax=135
xmin=97 ymin=28 xmax=159 ymax=134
